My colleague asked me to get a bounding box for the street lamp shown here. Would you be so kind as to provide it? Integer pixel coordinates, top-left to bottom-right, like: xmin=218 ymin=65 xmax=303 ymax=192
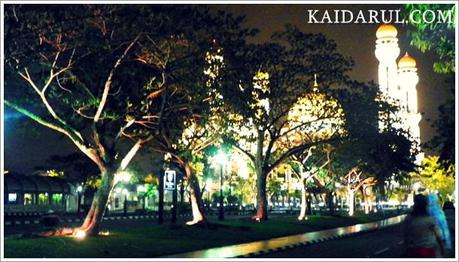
xmin=76 ymin=185 xmax=83 ymax=217
xmin=216 ymin=150 xmax=227 ymax=220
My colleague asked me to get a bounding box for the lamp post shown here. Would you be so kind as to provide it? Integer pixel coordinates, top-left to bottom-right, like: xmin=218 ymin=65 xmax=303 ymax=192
xmin=159 ymin=153 xmax=171 ymax=225
xmin=123 ymin=188 xmax=128 ymax=216
xmin=216 ymin=150 xmax=226 ymax=221
xmin=76 ymin=185 xmax=83 ymax=217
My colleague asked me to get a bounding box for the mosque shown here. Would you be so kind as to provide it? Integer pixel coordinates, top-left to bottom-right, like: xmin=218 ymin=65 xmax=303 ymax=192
xmin=374 ymin=24 xmax=423 ymax=164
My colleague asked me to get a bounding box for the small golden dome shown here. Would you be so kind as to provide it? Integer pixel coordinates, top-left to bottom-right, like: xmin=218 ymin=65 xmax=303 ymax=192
xmin=376 ymin=24 xmax=398 ymax=38
xmin=398 ymin=52 xmax=417 ymax=68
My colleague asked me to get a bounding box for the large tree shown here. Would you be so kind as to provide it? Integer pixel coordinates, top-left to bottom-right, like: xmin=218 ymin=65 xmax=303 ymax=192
xmin=127 ymin=16 xmax=256 ymax=224
xmin=410 ymin=156 xmax=455 ymax=205
xmin=221 ymin=25 xmax=354 ymax=220
xmin=403 ymin=4 xmax=455 ymax=74
xmin=5 ymin=5 xmax=149 ymax=235
xmin=403 ymin=4 xmax=456 ymax=165
xmin=4 ymin=5 xmax=252 ymax=233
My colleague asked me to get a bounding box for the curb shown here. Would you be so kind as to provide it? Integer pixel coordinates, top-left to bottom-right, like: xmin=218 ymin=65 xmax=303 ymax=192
xmin=242 ymin=223 xmax=402 ymax=257
xmin=4 ymin=213 xmax=196 ymax=226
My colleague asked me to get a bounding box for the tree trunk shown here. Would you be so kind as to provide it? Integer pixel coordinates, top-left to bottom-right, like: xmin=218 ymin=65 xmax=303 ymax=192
xmin=252 ymin=129 xmax=268 ymax=221
xmin=348 ymin=189 xmax=355 ymax=216
xmin=376 ymin=182 xmax=385 ymax=211
xmin=327 ymin=191 xmax=334 ymax=214
xmin=306 ymin=194 xmax=312 ymax=215
xmin=298 ymin=177 xmax=307 ymax=220
xmin=361 ymin=187 xmax=371 ymax=214
xmin=78 ymin=169 xmax=115 ymax=236
xmin=180 ymin=179 xmax=185 ymax=205
xmin=183 ymin=162 xmax=206 ymax=225
xmin=254 ymin=170 xmax=268 ymax=221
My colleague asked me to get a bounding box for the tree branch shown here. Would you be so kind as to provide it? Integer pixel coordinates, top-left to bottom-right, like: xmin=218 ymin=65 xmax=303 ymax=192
xmin=119 ymin=139 xmax=143 ymax=171
xmin=5 ymin=100 xmax=105 ymax=171
xmin=231 ymin=142 xmax=256 ymax=164
xmin=94 ymin=34 xmax=141 ymax=122
xmin=267 ymin=136 xmax=341 ymax=176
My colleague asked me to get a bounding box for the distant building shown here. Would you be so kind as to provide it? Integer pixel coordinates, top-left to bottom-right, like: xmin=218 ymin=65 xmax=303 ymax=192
xmin=375 ymin=24 xmax=423 ymax=163
xmin=4 ymin=173 xmax=76 ymax=215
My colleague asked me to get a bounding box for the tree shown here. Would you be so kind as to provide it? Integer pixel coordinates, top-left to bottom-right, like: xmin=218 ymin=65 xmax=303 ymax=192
xmin=4 ymin=5 xmax=254 ymax=233
xmin=290 ymin=145 xmax=331 ymax=220
xmin=127 ymin=14 xmax=256 ymax=225
xmin=425 ymin=75 xmax=455 ymax=165
xmin=4 ymin=5 xmax=153 ymax=235
xmin=403 ymin=4 xmax=456 ymax=165
xmin=411 ymin=156 xmax=455 ymax=205
xmin=403 ymin=4 xmax=455 ymax=74
xmin=221 ymin=25 xmax=353 ymax=220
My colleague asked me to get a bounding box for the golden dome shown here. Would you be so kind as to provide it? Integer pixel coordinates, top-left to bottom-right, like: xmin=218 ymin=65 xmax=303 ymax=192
xmin=398 ymin=52 xmax=417 ymax=68
xmin=376 ymin=24 xmax=398 ymax=38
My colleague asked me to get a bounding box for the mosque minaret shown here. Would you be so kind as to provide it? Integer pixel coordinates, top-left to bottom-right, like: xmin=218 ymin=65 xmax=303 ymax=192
xmin=375 ymin=24 xmax=423 ymax=164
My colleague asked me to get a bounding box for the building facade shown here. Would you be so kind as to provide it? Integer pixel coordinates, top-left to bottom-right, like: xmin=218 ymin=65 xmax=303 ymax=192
xmin=375 ymin=24 xmax=423 ymax=164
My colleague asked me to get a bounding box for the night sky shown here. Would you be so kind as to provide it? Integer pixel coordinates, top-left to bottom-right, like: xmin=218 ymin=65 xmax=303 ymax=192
xmin=3 ymin=4 xmax=452 ymax=174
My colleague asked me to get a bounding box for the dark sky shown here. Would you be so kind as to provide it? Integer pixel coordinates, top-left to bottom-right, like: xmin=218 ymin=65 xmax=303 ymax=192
xmin=4 ymin=4 xmax=452 ymax=174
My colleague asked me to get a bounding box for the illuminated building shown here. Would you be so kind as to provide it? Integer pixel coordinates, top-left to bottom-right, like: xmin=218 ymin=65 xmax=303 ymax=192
xmin=375 ymin=24 xmax=423 ymax=163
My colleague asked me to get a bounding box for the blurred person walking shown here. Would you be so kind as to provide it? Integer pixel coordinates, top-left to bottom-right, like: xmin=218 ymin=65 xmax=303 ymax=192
xmin=403 ymin=194 xmax=445 ymax=258
xmin=427 ymin=193 xmax=452 ymax=255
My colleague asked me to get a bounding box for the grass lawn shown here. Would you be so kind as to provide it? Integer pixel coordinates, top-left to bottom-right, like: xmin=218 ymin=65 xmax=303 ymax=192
xmin=4 ymin=210 xmax=404 ymax=258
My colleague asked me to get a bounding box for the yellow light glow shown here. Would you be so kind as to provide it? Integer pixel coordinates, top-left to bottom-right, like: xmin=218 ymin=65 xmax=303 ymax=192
xmin=99 ymin=231 xmax=110 ymax=236
xmin=287 ymin=92 xmax=345 ymax=142
xmin=376 ymin=24 xmax=398 ymax=39
xmin=115 ymin=171 xmax=131 ymax=184
xmin=74 ymin=230 xmax=86 ymax=240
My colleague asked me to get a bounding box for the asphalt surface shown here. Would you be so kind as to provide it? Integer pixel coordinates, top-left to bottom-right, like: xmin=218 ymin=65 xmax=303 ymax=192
xmin=252 ymin=210 xmax=456 ymax=258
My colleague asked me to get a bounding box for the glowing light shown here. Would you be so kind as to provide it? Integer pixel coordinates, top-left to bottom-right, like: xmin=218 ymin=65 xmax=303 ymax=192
xmin=137 ymin=185 xmax=146 ymax=193
xmin=74 ymin=230 xmax=86 ymax=240
xmin=115 ymin=171 xmax=132 ymax=184
xmin=99 ymin=231 xmax=110 ymax=236
xmin=215 ymin=150 xmax=227 ymax=166
xmin=375 ymin=24 xmax=422 ymax=164
xmin=76 ymin=185 xmax=83 ymax=192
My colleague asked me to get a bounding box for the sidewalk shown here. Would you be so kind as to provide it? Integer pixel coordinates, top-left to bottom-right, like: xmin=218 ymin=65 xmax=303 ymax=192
xmin=163 ymin=214 xmax=407 ymax=258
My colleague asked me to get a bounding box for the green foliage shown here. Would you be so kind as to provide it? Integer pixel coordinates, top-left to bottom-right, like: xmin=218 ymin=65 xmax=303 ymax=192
xmin=387 ymin=187 xmax=411 ymax=203
xmin=412 ymin=155 xmax=455 ymax=203
xmin=144 ymin=184 xmax=157 ymax=198
xmin=403 ymin=4 xmax=455 ymax=74
xmin=403 ymin=5 xmax=455 ymax=165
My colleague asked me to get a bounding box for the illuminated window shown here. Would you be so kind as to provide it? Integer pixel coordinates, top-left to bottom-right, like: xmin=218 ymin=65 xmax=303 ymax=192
xmin=24 ymin=193 xmax=33 ymax=205
xmin=38 ymin=193 xmax=49 ymax=205
xmin=8 ymin=193 xmax=17 ymax=203
xmin=52 ymin=194 xmax=63 ymax=205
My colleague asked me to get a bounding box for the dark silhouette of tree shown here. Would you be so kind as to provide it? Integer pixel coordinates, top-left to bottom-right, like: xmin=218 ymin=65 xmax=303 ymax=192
xmin=4 ymin=5 xmax=255 ymax=233
xmin=220 ymin=25 xmax=355 ymax=220
xmin=403 ymin=4 xmax=455 ymax=165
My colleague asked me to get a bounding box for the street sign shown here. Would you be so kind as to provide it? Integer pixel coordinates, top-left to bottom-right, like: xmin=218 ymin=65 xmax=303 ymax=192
xmin=164 ymin=170 xmax=176 ymax=191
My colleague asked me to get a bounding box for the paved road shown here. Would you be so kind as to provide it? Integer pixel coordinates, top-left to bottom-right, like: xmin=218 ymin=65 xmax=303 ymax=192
xmin=253 ymin=210 xmax=456 ymax=258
